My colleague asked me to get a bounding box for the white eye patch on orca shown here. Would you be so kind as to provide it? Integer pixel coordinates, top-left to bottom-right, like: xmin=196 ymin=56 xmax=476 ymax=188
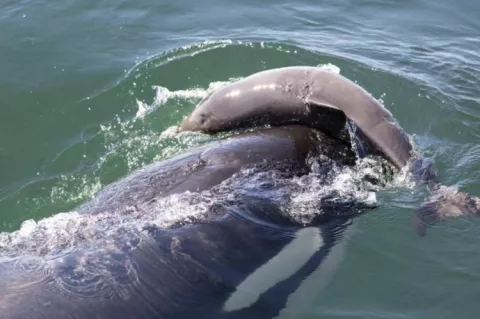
xmin=223 ymin=227 xmax=323 ymax=312
xmin=273 ymin=220 xmax=357 ymax=319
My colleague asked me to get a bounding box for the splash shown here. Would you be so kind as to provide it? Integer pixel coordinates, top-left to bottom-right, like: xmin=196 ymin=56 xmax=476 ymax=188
xmin=134 ymin=81 xmax=231 ymax=120
xmin=0 ymin=191 xmax=215 ymax=259
xmin=0 ymin=152 xmax=399 ymax=260
xmin=50 ymin=175 xmax=102 ymax=205
xmin=317 ymin=63 xmax=341 ymax=74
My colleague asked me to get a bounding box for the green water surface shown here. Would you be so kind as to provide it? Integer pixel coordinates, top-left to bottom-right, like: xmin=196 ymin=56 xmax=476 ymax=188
xmin=1 ymin=0 xmax=479 ymax=318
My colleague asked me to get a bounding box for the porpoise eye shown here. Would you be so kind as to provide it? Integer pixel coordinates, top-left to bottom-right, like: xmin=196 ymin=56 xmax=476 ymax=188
xmin=200 ymin=113 xmax=207 ymax=125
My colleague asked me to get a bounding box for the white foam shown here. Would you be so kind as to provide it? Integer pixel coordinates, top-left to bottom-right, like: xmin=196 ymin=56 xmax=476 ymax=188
xmin=135 ymin=100 xmax=149 ymax=119
xmin=317 ymin=63 xmax=341 ymax=74
xmin=0 ymin=191 xmax=215 ymax=260
xmin=134 ymin=81 xmax=232 ymax=120
xmin=0 ymin=153 xmax=395 ymax=260
xmin=288 ymin=157 xmax=387 ymax=216
xmin=160 ymin=125 xmax=180 ymax=138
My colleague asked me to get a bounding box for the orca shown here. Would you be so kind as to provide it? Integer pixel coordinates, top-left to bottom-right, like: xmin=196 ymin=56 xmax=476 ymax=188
xmin=0 ymin=126 xmax=364 ymax=319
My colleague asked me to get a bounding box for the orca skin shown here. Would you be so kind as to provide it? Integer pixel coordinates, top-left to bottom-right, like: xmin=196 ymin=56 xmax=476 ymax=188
xmin=0 ymin=126 xmax=360 ymax=319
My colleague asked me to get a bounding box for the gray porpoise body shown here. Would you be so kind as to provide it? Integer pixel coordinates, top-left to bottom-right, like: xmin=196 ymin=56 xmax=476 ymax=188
xmin=179 ymin=66 xmax=412 ymax=169
xmin=179 ymin=66 xmax=480 ymax=235
xmin=0 ymin=126 xmax=360 ymax=319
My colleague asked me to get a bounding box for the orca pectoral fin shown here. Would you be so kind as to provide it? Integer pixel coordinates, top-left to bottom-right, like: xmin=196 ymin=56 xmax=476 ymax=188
xmin=412 ymin=185 xmax=480 ymax=236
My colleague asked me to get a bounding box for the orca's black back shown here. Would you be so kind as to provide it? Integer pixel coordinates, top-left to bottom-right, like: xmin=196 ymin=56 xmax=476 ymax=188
xmin=1 ymin=203 xmax=351 ymax=319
